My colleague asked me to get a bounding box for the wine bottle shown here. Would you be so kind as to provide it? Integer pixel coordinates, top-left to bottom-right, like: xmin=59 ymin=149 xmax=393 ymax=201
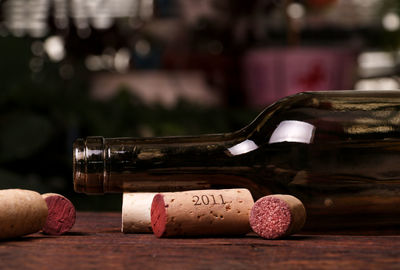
xmin=73 ymin=90 xmax=400 ymax=230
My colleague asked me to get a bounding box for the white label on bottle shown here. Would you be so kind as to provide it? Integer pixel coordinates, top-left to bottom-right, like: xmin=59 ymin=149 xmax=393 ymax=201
xmin=269 ymin=120 xmax=315 ymax=144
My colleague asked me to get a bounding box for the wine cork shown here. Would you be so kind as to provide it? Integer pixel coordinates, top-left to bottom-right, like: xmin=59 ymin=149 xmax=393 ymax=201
xmin=249 ymin=194 xmax=306 ymax=239
xmin=122 ymin=193 xmax=157 ymax=233
xmin=41 ymin=193 xmax=76 ymax=235
xmin=0 ymin=189 xmax=48 ymax=239
xmin=151 ymin=189 xmax=254 ymax=237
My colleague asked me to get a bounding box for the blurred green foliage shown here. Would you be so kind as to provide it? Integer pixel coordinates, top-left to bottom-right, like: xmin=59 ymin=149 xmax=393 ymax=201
xmin=0 ymin=36 xmax=257 ymax=210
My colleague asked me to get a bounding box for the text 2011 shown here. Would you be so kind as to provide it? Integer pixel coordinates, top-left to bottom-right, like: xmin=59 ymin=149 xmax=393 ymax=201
xmin=192 ymin=194 xmax=228 ymax=206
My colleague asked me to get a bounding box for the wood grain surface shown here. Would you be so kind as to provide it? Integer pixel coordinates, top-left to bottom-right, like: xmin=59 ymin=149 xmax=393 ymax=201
xmin=0 ymin=212 xmax=399 ymax=270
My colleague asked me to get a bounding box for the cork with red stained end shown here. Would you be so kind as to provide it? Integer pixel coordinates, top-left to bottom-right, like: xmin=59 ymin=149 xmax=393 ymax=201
xmin=151 ymin=189 xmax=254 ymax=238
xmin=41 ymin=193 xmax=76 ymax=235
xmin=249 ymin=194 xmax=306 ymax=239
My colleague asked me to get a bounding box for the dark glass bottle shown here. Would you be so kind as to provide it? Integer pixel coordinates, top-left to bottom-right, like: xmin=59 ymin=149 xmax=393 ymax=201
xmin=73 ymin=90 xmax=400 ymax=230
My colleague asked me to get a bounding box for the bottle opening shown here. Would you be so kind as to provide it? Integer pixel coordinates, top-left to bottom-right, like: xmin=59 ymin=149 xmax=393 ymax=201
xmin=73 ymin=136 xmax=105 ymax=194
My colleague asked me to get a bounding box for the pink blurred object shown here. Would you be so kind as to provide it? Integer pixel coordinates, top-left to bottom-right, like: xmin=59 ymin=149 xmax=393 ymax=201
xmin=243 ymin=47 xmax=357 ymax=107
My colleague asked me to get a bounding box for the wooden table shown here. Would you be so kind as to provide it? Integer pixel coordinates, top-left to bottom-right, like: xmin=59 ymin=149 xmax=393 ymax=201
xmin=1 ymin=212 xmax=399 ymax=269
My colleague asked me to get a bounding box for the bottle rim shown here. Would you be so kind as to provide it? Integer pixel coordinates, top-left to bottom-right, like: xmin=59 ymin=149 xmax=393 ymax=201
xmin=73 ymin=136 xmax=105 ymax=194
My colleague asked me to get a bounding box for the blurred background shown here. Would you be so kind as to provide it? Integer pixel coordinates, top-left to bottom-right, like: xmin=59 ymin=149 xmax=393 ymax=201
xmin=1 ymin=0 xmax=400 ymax=210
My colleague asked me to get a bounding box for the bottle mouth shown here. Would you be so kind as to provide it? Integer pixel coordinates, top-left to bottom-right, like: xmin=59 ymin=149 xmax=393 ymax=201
xmin=73 ymin=136 xmax=105 ymax=194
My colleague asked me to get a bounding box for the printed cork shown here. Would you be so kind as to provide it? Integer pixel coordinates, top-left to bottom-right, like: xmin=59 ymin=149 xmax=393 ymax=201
xmin=151 ymin=188 xmax=254 ymax=237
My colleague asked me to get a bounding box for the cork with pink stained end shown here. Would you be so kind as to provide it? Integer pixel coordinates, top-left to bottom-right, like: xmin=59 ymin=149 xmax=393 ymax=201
xmin=41 ymin=193 xmax=76 ymax=235
xmin=249 ymin=194 xmax=306 ymax=239
xmin=151 ymin=188 xmax=254 ymax=237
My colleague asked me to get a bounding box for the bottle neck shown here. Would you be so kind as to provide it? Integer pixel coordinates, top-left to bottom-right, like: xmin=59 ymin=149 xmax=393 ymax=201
xmin=72 ymin=94 xmax=301 ymax=194
xmin=73 ymin=134 xmax=261 ymax=194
